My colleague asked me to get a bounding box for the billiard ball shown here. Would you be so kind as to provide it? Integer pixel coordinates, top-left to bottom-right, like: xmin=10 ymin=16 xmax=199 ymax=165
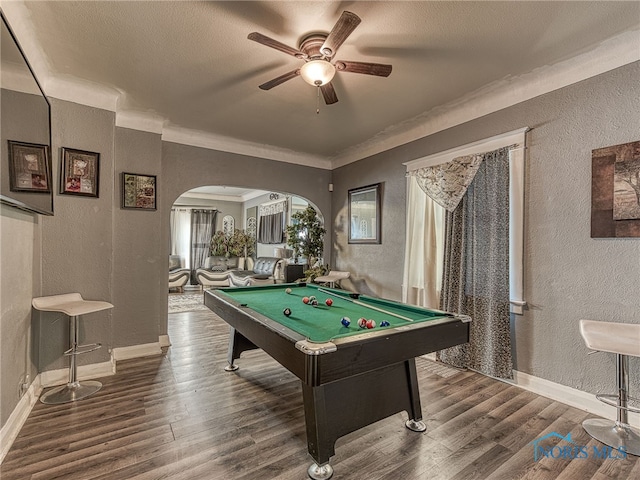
xmin=285 ymin=288 xmax=292 ymax=294
xmin=341 ymin=317 xmax=351 ymax=327
xmin=311 ymin=299 xmax=318 ymax=307
xmin=366 ymin=319 xmax=376 ymax=329
xmin=283 ymin=308 xmax=292 ymax=316
xmin=358 ymin=317 xmax=368 ymax=329
xmin=302 ymin=297 xmax=310 ymax=304
xmin=380 ymin=320 xmax=390 ymax=327
xmin=325 ymin=298 xmax=333 ymax=307
xmin=308 ymin=296 xmax=316 ymax=303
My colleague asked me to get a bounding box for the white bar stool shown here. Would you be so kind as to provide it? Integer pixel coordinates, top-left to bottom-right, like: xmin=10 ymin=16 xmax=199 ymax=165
xmin=32 ymin=293 xmax=113 ymax=405
xmin=579 ymin=319 xmax=640 ymax=456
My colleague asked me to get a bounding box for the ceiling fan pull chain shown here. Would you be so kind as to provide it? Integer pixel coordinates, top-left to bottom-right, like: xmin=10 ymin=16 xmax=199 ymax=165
xmin=316 ymin=86 xmax=321 ymax=115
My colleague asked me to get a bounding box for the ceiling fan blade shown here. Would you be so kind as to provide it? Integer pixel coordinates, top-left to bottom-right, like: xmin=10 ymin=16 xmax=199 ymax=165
xmin=320 ymin=11 xmax=361 ymax=58
xmin=335 ymin=60 xmax=392 ymax=77
xmin=248 ymin=32 xmax=307 ymax=59
xmin=320 ymin=83 xmax=338 ymax=105
xmin=258 ymin=69 xmax=300 ymax=90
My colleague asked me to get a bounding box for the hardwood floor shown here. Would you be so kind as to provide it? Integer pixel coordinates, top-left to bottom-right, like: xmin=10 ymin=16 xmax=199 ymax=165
xmin=2 ymin=306 xmax=639 ymax=479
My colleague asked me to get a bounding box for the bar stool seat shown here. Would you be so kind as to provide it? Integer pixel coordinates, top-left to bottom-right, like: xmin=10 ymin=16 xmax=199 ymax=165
xmin=579 ymin=319 xmax=640 ymax=457
xmin=33 ymin=293 xmax=113 ymax=405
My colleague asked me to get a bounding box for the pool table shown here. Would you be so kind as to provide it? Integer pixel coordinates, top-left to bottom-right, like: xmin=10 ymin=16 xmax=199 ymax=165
xmin=204 ymin=283 xmax=470 ymax=479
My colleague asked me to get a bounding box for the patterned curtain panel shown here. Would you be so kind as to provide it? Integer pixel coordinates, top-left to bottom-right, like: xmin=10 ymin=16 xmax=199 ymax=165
xmin=190 ymin=209 xmax=217 ymax=283
xmin=437 ymin=147 xmax=513 ymax=379
xmin=257 ymin=199 xmax=287 ymax=244
xmin=411 ymin=154 xmax=484 ymax=212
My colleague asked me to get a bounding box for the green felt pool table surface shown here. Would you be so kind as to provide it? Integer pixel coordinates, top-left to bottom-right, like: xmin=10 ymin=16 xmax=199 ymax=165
xmin=214 ymin=283 xmax=455 ymax=343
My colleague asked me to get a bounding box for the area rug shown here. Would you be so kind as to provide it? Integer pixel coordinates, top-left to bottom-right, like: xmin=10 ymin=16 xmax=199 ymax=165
xmin=168 ymin=293 xmax=209 ymax=313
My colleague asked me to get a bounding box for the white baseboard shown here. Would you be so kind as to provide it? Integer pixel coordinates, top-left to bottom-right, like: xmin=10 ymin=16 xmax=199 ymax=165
xmin=0 ymin=375 xmax=42 ymax=463
xmin=111 ymin=341 xmax=162 ymax=361
xmin=511 ymin=370 xmax=640 ymax=428
xmin=159 ymin=334 xmax=171 ymax=348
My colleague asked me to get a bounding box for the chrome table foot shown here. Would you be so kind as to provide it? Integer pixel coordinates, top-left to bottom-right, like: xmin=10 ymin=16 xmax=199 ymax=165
xmin=224 ymin=364 xmax=239 ymax=372
xmin=405 ymin=419 xmax=427 ymax=432
xmin=308 ymin=462 xmax=333 ymax=480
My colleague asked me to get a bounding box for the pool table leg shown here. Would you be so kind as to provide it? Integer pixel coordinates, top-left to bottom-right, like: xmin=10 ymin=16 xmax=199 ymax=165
xmin=225 ymin=327 xmax=258 ymax=372
xmin=404 ymin=359 xmax=427 ymax=432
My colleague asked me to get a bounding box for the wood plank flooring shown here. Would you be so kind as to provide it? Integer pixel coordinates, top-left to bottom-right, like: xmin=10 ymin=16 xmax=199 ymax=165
xmin=2 ymin=304 xmax=639 ymax=479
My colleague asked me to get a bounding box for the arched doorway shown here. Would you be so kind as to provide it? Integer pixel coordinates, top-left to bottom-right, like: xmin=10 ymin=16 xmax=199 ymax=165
xmin=167 ymin=186 xmax=320 ymax=311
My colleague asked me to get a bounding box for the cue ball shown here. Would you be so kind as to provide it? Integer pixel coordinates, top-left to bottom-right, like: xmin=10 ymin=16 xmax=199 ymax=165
xmin=341 ymin=317 xmax=351 ymax=327
xmin=285 ymin=288 xmax=292 ymax=294
xmin=302 ymin=296 xmax=310 ymax=304
xmin=325 ymin=298 xmax=333 ymax=306
xmin=283 ymin=308 xmax=292 ymax=316
xmin=358 ymin=317 xmax=368 ymax=329
xmin=366 ymin=319 xmax=376 ymax=329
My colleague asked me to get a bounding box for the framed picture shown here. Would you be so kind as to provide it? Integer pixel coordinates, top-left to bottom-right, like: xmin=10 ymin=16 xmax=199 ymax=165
xmin=591 ymin=140 xmax=640 ymax=237
xmin=121 ymin=172 xmax=157 ymax=210
xmin=60 ymin=147 xmax=100 ymax=197
xmin=8 ymin=140 xmax=51 ymax=193
xmin=348 ymin=183 xmax=382 ymax=244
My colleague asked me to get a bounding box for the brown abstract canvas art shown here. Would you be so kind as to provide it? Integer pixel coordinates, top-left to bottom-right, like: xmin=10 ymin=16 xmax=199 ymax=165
xmin=591 ymin=140 xmax=640 ymax=237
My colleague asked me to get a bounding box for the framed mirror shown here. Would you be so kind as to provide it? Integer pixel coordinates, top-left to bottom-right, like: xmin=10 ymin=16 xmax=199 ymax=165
xmin=1 ymin=11 xmax=53 ymax=215
xmin=348 ymin=183 xmax=381 ymax=244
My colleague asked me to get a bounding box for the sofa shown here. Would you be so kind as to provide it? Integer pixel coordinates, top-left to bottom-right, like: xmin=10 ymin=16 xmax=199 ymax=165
xmin=168 ymin=255 xmax=190 ymax=292
xmin=228 ymin=257 xmax=282 ymax=287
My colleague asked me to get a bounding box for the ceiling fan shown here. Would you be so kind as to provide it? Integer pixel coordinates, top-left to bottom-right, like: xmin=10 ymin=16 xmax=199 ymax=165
xmin=248 ymin=11 xmax=392 ymax=105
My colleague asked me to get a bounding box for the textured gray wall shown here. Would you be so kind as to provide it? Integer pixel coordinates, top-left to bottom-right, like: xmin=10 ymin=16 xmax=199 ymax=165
xmin=38 ymin=100 xmax=115 ymax=370
xmin=332 ymin=62 xmax=640 ymax=393
xmin=113 ymin=128 xmax=164 ymax=348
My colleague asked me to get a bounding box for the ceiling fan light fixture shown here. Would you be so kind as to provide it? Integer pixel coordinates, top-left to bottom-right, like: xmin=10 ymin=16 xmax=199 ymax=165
xmin=300 ymin=60 xmax=336 ymax=87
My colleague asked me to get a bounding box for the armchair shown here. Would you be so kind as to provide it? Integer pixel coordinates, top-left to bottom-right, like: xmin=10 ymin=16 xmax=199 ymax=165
xmin=168 ymin=255 xmax=190 ymax=292
xmin=195 ymin=256 xmax=234 ymax=289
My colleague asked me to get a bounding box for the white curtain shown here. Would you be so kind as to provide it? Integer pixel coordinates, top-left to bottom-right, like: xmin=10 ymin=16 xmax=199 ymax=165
xmin=402 ymin=175 xmax=445 ymax=308
xmin=170 ymin=209 xmax=191 ymax=269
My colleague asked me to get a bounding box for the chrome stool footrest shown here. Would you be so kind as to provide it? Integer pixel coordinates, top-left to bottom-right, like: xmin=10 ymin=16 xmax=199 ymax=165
xmin=596 ymin=393 xmax=640 ymax=414
xmin=63 ymin=343 xmax=102 ymax=356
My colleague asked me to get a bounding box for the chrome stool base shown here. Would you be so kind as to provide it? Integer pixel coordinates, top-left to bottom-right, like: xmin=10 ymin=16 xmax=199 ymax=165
xmin=582 ymin=418 xmax=640 ymax=457
xmin=40 ymin=380 xmax=102 ymax=405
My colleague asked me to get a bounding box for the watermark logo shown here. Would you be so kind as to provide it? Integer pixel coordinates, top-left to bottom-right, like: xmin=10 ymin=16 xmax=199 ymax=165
xmin=529 ymin=431 xmax=627 ymax=461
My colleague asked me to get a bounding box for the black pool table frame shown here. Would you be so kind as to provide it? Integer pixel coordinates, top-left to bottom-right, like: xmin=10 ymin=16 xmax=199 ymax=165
xmin=204 ymin=288 xmax=470 ymax=479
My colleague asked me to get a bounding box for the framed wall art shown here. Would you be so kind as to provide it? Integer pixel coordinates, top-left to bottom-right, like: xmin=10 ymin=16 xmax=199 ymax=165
xmin=348 ymin=183 xmax=382 ymax=244
xmin=60 ymin=147 xmax=100 ymax=197
xmin=121 ymin=172 xmax=157 ymax=210
xmin=8 ymin=140 xmax=51 ymax=193
xmin=591 ymin=140 xmax=640 ymax=238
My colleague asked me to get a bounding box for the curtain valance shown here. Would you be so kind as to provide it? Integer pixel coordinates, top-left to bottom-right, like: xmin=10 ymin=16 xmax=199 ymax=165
xmin=259 ymin=199 xmax=287 ymax=216
xmin=409 ymin=154 xmax=484 ymax=212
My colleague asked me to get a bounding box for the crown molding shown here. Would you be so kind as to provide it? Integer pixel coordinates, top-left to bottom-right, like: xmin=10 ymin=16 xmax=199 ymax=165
xmin=161 ymin=126 xmax=332 ymax=170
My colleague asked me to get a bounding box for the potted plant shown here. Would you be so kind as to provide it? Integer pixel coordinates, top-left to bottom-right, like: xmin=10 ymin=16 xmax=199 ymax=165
xmin=210 ymin=229 xmax=255 ymax=267
xmin=285 ymin=206 xmax=326 ymax=275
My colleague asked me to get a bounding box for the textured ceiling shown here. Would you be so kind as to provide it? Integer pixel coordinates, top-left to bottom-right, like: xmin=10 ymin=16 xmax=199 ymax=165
xmin=3 ymin=1 xmax=640 ymax=169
